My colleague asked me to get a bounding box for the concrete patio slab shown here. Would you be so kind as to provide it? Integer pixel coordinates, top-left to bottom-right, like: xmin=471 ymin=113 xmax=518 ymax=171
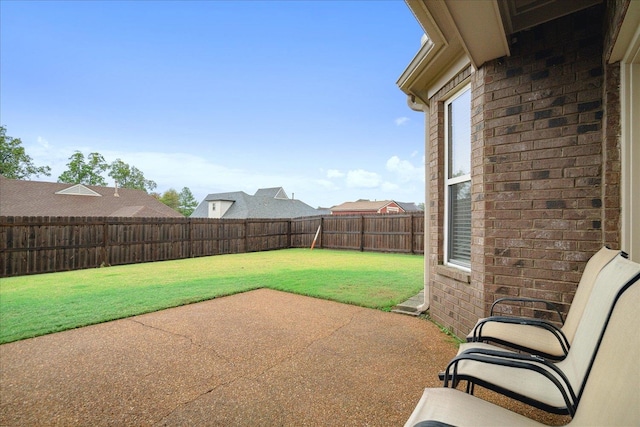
xmin=0 ymin=289 xmax=567 ymax=426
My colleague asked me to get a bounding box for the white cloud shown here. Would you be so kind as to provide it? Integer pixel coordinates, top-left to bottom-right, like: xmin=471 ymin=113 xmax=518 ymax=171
xmin=326 ymin=169 xmax=345 ymax=179
xmin=394 ymin=117 xmax=410 ymax=126
xmin=314 ymin=179 xmax=340 ymax=190
xmin=36 ymin=136 xmax=50 ymax=149
xmin=345 ymin=169 xmax=381 ymax=188
xmin=381 ymin=181 xmax=400 ymax=192
xmin=104 ymin=151 xmax=292 ymax=197
xmin=385 ymin=155 xmax=424 ymax=183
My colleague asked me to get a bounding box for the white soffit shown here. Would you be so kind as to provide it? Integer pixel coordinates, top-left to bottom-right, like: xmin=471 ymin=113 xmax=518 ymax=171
xmin=610 ymin=0 xmax=640 ymax=63
xmin=500 ymin=0 xmax=603 ymax=34
xmin=444 ymin=0 xmax=510 ymax=69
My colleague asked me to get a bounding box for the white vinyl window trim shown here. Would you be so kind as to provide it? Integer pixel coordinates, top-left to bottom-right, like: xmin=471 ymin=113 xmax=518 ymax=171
xmin=620 ymin=23 xmax=640 ymax=262
xmin=444 ymin=84 xmax=471 ymax=271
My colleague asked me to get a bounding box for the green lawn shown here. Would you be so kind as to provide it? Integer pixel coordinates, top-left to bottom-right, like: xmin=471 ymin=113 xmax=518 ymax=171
xmin=0 ymin=249 xmax=424 ymax=344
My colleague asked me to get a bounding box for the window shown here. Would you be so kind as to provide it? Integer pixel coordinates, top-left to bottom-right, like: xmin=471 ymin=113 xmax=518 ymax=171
xmin=444 ymin=86 xmax=471 ymax=269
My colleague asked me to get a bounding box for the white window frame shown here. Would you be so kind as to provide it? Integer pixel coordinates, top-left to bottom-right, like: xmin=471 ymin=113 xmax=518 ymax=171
xmin=620 ymin=26 xmax=640 ymax=262
xmin=444 ymin=84 xmax=471 ymax=271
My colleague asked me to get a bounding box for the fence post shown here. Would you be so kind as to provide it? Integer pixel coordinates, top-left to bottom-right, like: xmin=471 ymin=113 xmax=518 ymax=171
xmin=187 ymin=218 xmax=192 ymax=259
xmin=409 ymin=213 xmax=414 ymax=254
xmin=102 ymin=219 xmax=109 ymax=266
xmin=244 ymin=220 xmax=248 ymax=253
xmin=360 ymin=215 xmax=364 ymax=252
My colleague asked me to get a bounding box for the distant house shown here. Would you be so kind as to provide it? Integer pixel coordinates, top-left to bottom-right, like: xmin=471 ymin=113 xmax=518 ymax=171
xmin=330 ymin=199 xmax=421 ymax=216
xmin=0 ymin=176 xmax=183 ymax=218
xmin=190 ymin=187 xmax=325 ymax=219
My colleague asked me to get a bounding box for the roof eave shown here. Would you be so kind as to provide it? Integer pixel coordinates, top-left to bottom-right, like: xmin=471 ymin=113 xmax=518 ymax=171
xmin=399 ymin=0 xmax=605 ymax=101
xmin=398 ymin=0 xmax=510 ymax=101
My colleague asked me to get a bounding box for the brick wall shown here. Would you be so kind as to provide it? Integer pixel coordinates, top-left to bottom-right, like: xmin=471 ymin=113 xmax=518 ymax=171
xmin=427 ymin=66 xmax=481 ymax=334
xmin=426 ymin=4 xmax=618 ymax=337
xmin=481 ymin=4 xmax=607 ymax=324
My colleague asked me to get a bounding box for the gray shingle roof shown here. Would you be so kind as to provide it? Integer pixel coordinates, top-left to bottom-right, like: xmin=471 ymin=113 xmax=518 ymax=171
xmin=0 ymin=176 xmax=183 ymax=217
xmin=190 ymin=187 xmax=322 ymax=219
xmin=254 ymin=187 xmax=288 ymax=199
xmin=396 ymin=201 xmax=423 ymax=212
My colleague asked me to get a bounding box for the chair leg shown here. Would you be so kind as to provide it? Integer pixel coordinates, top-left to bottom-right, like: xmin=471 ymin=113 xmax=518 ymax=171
xmin=465 ymin=381 xmax=475 ymax=395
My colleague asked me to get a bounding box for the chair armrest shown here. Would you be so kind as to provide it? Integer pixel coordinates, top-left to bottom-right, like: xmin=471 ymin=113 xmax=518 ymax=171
xmin=413 ymin=422 xmax=456 ymax=427
xmin=442 ymin=348 xmax=578 ymax=416
xmin=490 ymin=297 xmax=565 ymax=323
xmin=470 ymin=316 xmax=570 ymax=358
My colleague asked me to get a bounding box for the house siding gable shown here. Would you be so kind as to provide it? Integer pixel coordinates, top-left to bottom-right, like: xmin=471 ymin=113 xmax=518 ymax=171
xmin=274 ymin=188 xmax=288 ymax=200
xmin=55 ymin=184 xmax=101 ymax=197
xmin=379 ymin=202 xmax=402 ymax=214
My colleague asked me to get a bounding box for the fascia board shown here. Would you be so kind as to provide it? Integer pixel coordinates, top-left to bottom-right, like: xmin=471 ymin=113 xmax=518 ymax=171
xmin=398 ymin=0 xmax=448 ymax=97
xmin=396 ymin=37 xmax=438 ymax=94
xmin=397 ymin=0 xmax=473 ymax=101
xmin=398 ymin=40 xmax=469 ymax=102
xmin=405 ymin=0 xmax=447 ymax=46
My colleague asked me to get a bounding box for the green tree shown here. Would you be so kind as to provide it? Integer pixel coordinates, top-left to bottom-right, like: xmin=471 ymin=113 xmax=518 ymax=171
xmin=0 ymin=126 xmax=51 ymax=179
xmin=58 ymin=151 xmax=109 ymax=186
xmin=108 ymin=158 xmax=157 ymax=193
xmin=159 ymin=188 xmax=180 ymax=211
xmin=178 ymin=187 xmax=198 ymax=216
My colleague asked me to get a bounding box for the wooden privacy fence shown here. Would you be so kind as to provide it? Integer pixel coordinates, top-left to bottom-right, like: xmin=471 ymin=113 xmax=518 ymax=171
xmin=0 ymin=213 xmax=424 ymax=277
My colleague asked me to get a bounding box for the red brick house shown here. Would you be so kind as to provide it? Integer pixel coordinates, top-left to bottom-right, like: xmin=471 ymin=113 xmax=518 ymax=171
xmin=397 ymin=0 xmax=639 ymax=336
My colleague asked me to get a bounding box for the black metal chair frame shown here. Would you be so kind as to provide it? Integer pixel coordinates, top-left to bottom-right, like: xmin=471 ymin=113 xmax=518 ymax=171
xmin=441 ymin=273 xmax=640 ymax=418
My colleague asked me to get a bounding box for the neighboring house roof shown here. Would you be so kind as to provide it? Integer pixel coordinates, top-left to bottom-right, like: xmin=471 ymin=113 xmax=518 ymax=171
xmin=190 ymin=187 xmax=323 ymax=219
xmin=396 ymin=201 xmax=423 ymax=212
xmin=254 ymin=187 xmax=288 ymax=199
xmin=330 ymin=200 xmax=422 ymax=214
xmin=331 ymin=200 xmax=394 ymax=213
xmin=0 ymin=176 xmax=183 ymax=218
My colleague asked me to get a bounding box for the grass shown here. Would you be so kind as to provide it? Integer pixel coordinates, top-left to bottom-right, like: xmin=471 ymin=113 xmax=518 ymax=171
xmin=0 ymin=248 xmax=424 ymax=344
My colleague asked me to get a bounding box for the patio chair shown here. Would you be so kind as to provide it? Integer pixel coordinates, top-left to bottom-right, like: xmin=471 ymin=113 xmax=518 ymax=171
xmin=440 ymin=253 xmax=640 ymax=415
xmin=405 ymin=266 xmax=640 ymax=427
xmin=466 ymin=246 xmax=620 ymax=360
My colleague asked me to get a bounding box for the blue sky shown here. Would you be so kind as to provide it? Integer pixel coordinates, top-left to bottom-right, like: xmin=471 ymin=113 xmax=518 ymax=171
xmin=1 ymin=0 xmax=426 ymax=208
